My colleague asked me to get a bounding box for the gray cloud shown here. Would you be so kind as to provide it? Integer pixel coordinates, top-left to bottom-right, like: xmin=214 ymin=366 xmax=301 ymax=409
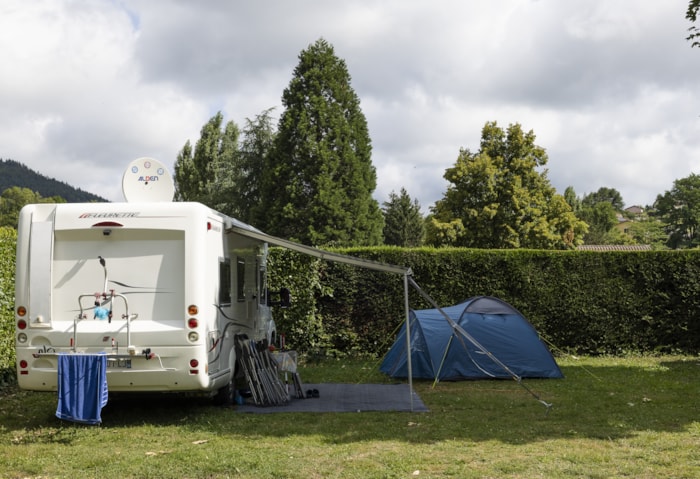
xmin=1 ymin=0 xmax=698 ymax=214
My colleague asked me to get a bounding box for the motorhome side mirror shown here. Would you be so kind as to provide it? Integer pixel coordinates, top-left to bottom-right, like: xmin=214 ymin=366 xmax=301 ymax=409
xmin=280 ymin=287 xmax=291 ymax=308
xmin=267 ymin=287 xmax=292 ymax=308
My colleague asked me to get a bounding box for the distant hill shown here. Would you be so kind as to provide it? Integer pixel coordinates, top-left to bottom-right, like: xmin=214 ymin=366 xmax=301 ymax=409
xmin=0 ymin=158 xmax=108 ymax=203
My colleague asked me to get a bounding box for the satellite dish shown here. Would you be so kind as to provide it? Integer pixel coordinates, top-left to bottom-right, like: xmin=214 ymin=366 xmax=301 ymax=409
xmin=121 ymin=157 xmax=175 ymax=203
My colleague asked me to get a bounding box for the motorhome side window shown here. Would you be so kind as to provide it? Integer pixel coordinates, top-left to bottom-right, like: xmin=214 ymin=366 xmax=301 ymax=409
xmin=259 ymin=266 xmax=266 ymax=305
xmin=236 ymin=258 xmax=245 ymax=302
xmin=219 ymin=259 xmax=231 ymax=305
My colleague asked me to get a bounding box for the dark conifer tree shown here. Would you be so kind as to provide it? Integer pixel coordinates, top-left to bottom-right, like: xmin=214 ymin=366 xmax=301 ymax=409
xmin=259 ymin=39 xmax=383 ymax=246
xmin=242 ymin=108 xmax=276 ymax=226
xmin=382 ymin=188 xmax=424 ymax=247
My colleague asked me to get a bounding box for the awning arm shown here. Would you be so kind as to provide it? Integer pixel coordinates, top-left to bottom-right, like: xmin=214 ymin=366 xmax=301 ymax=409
xmin=227 ymin=223 xmax=411 ymax=275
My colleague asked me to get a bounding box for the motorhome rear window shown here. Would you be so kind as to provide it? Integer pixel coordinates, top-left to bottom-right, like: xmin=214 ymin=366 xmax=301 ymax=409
xmin=52 ymin=228 xmax=185 ymax=326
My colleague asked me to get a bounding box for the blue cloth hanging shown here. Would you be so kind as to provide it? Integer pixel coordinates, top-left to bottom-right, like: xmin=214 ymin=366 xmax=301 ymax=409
xmin=56 ymin=353 xmax=108 ymax=425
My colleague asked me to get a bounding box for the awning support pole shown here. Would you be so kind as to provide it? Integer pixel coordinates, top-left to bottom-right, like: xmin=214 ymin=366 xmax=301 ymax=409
xmin=404 ymin=272 xmax=413 ymax=411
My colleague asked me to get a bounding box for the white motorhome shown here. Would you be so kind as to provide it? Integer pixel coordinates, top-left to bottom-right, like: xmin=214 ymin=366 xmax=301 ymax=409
xmin=14 ymin=158 xmax=280 ymax=404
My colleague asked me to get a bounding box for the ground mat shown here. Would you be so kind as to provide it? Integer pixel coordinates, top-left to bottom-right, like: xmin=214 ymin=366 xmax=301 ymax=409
xmin=235 ymin=383 xmax=429 ymax=413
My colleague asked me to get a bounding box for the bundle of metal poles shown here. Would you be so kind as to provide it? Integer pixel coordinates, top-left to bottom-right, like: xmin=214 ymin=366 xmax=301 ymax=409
xmin=236 ymin=336 xmax=289 ymax=406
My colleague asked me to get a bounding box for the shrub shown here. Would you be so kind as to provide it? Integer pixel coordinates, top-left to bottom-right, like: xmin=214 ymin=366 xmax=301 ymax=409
xmin=0 ymin=227 xmax=16 ymax=383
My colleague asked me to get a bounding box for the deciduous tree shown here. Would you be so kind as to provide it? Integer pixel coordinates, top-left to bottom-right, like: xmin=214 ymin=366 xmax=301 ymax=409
xmin=655 ymin=173 xmax=700 ymax=248
xmin=626 ymin=219 xmax=668 ymax=249
xmin=428 ymin=121 xmax=586 ymax=249
xmin=174 ymin=112 xmax=241 ymax=217
xmin=578 ymin=201 xmax=623 ymax=244
xmin=576 ymin=187 xmax=629 ymax=244
xmin=581 ymin=187 xmax=624 ymax=211
xmin=688 ymin=0 xmax=700 ymax=47
xmin=0 ymin=187 xmax=64 ymax=228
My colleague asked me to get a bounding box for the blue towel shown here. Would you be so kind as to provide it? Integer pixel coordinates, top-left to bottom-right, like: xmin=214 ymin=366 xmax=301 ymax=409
xmin=56 ymin=353 xmax=108 ymax=425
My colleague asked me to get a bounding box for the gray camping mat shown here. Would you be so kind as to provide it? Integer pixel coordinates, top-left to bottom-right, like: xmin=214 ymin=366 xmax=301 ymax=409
xmin=234 ymin=383 xmax=429 ymax=413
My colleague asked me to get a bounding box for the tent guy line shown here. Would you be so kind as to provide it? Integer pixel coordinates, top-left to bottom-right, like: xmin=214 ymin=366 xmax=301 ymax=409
xmin=407 ymin=277 xmax=554 ymax=415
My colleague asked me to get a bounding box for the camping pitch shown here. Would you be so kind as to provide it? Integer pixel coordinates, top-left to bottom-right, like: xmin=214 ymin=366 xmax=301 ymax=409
xmin=380 ymin=296 xmax=563 ymax=381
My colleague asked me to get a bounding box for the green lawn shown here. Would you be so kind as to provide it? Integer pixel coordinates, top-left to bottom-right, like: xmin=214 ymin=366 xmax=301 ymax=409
xmin=1 ymin=356 xmax=698 ymax=478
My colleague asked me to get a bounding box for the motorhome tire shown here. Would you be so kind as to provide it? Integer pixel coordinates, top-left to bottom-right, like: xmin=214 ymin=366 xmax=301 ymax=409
xmin=214 ymin=377 xmax=236 ymax=406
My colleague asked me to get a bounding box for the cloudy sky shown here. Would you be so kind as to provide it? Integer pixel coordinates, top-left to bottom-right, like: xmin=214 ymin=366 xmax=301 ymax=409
xmin=2 ymin=1 xmax=699 ymax=213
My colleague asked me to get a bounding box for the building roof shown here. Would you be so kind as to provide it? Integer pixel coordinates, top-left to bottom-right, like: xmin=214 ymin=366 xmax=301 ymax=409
xmin=577 ymin=244 xmax=652 ymax=251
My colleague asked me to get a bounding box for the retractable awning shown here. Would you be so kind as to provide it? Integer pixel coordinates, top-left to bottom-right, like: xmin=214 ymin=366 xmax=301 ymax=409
xmin=226 ymin=219 xmax=415 ymax=410
xmin=227 ymin=219 xmax=411 ymax=275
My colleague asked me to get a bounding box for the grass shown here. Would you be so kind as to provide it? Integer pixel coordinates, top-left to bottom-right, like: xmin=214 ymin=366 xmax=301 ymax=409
xmin=0 ymin=355 xmax=699 ymax=478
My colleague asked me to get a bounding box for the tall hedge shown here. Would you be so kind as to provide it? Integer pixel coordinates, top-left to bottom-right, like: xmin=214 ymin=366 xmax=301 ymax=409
xmin=269 ymin=247 xmax=700 ymax=356
xmin=0 ymin=227 xmax=16 ymax=382
xmin=1 ymin=236 xmax=698 ymax=363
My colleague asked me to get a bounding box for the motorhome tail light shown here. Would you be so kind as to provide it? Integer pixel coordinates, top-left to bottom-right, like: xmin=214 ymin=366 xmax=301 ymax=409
xmin=17 ymin=333 xmax=27 ymax=344
xmin=19 ymin=360 xmax=28 ymax=375
xmin=187 ymin=318 xmax=198 ymax=329
xmin=189 ymin=358 xmax=199 ymax=374
xmin=16 ymin=306 xmax=27 ymax=330
xmin=188 ymin=331 xmax=199 ymax=342
xmin=188 ymin=305 xmax=198 ymax=315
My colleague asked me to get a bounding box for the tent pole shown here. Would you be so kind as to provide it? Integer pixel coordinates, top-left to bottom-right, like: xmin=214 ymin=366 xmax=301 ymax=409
xmin=404 ymin=272 xmax=413 ymax=412
xmin=432 ymin=334 xmax=454 ymax=389
xmin=407 ymin=276 xmax=553 ymax=413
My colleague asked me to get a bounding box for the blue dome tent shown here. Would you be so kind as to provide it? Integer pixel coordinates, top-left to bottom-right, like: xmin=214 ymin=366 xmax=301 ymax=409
xmin=380 ymin=296 xmax=563 ymax=381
